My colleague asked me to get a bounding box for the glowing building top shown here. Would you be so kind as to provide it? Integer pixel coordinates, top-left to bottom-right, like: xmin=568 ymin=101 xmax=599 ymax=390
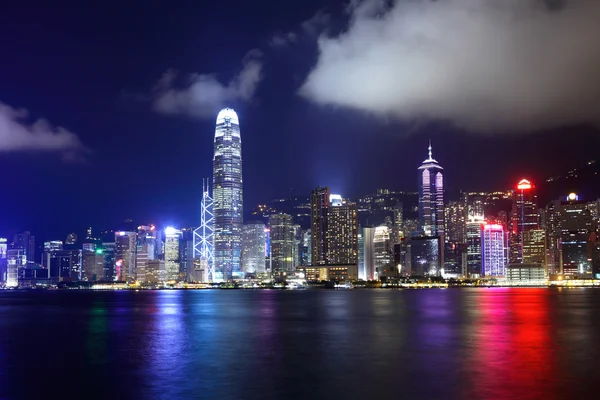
xmin=418 ymin=141 xmax=444 ymax=237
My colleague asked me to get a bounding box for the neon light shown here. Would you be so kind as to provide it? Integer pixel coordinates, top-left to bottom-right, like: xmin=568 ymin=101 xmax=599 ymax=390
xmin=484 ymin=224 xmax=503 ymax=230
xmin=517 ymin=179 xmax=532 ymax=190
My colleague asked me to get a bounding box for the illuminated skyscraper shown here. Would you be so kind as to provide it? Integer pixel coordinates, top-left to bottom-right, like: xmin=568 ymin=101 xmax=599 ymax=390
xmin=466 ymin=216 xmax=484 ymax=277
xmin=213 ymin=108 xmax=243 ymax=281
xmin=311 ymin=186 xmax=330 ymax=265
xmin=373 ymin=226 xmax=393 ymax=278
xmin=445 ymin=201 xmax=466 ymax=243
xmin=418 ymin=142 xmax=444 ymax=237
xmin=326 ymin=196 xmax=358 ymax=265
xmin=509 ymin=179 xmax=539 ymax=263
xmin=164 ymin=227 xmax=182 ymax=282
xmin=241 ymin=222 xmax=266 ymax=273
xmin=115 ymin=231 xmax=136 ymax=282
xmin=269 ymin=213 xmax=295 ymax=274
xmin=481 ymin=224 xmax=506 ymax=276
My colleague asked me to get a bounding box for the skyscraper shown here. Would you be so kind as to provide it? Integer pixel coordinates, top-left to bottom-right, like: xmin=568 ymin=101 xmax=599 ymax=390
xmin=326 ymin=196 xmax=358 ymax=265
xmin=466 ymin=216 xmax=484 ymax=277
xmin=557 ymin=193 xmax=592 ymax=276
xmin=213 ymin=108 xmax=243 ymax=281
xmin=269 ymin=213 xmax=295 ymax=274
xmin=373 ymin=226 xmax=393 ymax=278
xmin=510 ymin=179 xmax=539 ymax=263
xmin=13 ymin=231 xmax=35 ymax=264
xmin=115 ymin=231 xmax=136 ymax=282
xmin=164 ymin=227 xmax=182 ymax=282
xmin=311 ymin=186 xmax=330 ymax=265
xmin=481 ymin=224 xmax=506 ymax=277
xmin=241 ymin=222 xmax=267 ymax=273
xmin=418 ymin=142 xmax=444 ymax=237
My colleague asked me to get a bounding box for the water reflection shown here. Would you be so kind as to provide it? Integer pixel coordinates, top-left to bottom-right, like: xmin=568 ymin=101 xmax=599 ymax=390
xmin=463 ymin=289 xmax=560 ymax=399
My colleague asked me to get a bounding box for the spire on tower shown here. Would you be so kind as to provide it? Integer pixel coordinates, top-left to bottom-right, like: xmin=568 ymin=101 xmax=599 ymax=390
xmin=428 ymin=140 xmax=432 ymax=160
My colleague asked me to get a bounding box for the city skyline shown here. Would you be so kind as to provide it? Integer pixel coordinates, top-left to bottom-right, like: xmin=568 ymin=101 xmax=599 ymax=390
xmin=2 ymin=0 xmax=600 ymax=242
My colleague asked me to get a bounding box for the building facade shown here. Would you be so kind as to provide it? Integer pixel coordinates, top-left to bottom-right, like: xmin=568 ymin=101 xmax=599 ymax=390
xmin=269 ymin=213 xmax=296 ymax=274
xmin=311 ymin=186 xmax=330 ymax=265
xmin=213 ymin=108 xmax=243 ymax=280
xmin=418 ymin=142 xmax=444 ymax=237
xmin=164 ymin=227 xmax=182 ymax=282
xmin=241 ymin=222 xmax=266 ymax=273
xmin=481 ymin=224 xmax=506 ymax=277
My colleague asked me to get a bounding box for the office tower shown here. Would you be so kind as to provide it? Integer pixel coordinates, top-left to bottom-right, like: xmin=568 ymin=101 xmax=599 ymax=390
xmin=466 ymin=216 xmax=484 ymax=277
xmin=292 ymin=224 xmax=302 ymax=269
xmin=311 ymin=186 xmax=330 ymax=265
xmin=443 ymin=241 xmax=466 ymax=277
xmin=302 ymin=230 xmax=312 ymax=266
xmin=164 ymin=227 xmax=182 ymax=282
xmin=102 ymin=242 xmax=116 ymax=281
xmin=326 ymin=196 xmax=358 ymax=265
xmin=213 ymin=108 xmax=243 ymax=281
xmin=418 ymin=142 xmax=444 ymax=236
xmin=115 ymin=231 xmax=136 ymax=282
xmin=410 ymin=236 xmax=442 ymax=277
xmin=179 ymin=228 xmax=194 ymax=281
xmin=445 ymin=201 xmax=466 ymax=243
xmin=82 ymin=248 xmax=105 ymax=281
xmin=392 ymin=203 xmax=403 ymax=242
xmin=13 ymin=231 xmax=35 ymax=263
xmin=481 ymin=224 xmax=506 ymax=277
xmin=42 ymin=248 xmax=81 ymax=281
xmin=147 ymin=260 xmax=165 ymax=284
xmin=522 ymin=229 xmax=546 ymax=267
xmin=558 ymin=193 xmax=593 ymax=276
xmin=269 ymin=213 xmax=295 ymax=274
xmin=358 ymin=227 xmax=376 ymax=280
xmin=6 ymin=249 xmax=26 ymax=287
xmin=509 ymin=179 xmax=539 ymax=263
xmin=135 ymin=226 xmax=155 ymax=283
xmin=373 ymin=226 xmax=393 ymax=278
xmin=241 ymin=222 xmax=266 ymax=273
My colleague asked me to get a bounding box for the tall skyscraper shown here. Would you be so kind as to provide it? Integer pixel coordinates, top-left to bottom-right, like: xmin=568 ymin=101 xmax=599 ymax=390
xmin=241 ymin=222 xmax=267 ymax=273
xmin=164 ymin=227 xmax=182 ymax=282
xmin=466 ymin=216 xmax=484 ymax=277
xmin=481 ymin=224 xmax=506 ymax=277
xmin=326 ymin=196 xmax=358 ymax=265
xmin=510 ymin=179 xmax=539 ymax=263
xmin=358 ymin=227 xmax=375 ymax=280
xmin=373 ymin=226 xmax=393 ymax=278
xmin=115 ymin=231 xmax=136 ymax=282
xmin=213 ymin=108 xmax=243 ymax=281
xmin=269 ymin=213 xmax=296 ymax=274
xmin=418 ymin=142 xmax=444 ymax=237
xmin=311 ymin=186 xmax=330 ymax=265
xmin=13 ymin=231 xmax=35 ymax=264
xmin=557 ymin=193 xmax=593 ymax=276
xmin=445 ymin=201 xmax=466 ymax=243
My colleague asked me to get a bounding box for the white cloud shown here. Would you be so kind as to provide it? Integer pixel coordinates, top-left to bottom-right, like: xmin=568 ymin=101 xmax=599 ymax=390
xmin=300 ymin=0 xmax=600 ymax=133
xmin=0 ymin=101 xmax=87 ymax=161
xmin=152 ymin=50 xmax=263 ymax=118
xmin=270 ymin=32 xmax=298 ymax=47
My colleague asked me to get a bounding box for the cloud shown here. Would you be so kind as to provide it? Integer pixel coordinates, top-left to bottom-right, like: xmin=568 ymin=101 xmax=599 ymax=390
xmin=300 ymin=0 xmax=600 ymax=133
xmin=152 ymin=50 xmax=263 ymax=118
xmin=0 ymin=101 xmax=88 ymax=161
xmin=301 ymin=11 xmax=331 ymax=36
xmin=270 ymin=32 xmax=298 ymax=47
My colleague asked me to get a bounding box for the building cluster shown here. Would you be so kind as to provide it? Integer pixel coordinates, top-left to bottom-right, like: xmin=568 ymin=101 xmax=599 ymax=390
xmin=2 ymin=109 xmax=600 ymax=289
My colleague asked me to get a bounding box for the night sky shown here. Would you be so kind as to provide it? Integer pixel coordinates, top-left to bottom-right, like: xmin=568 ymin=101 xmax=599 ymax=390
xmin=1 ymin=0 xmax=600 ymax=242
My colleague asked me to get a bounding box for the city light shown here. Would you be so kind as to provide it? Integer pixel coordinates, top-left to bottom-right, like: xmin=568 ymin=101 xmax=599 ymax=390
xmin=568 ymin=192 xmax=578 ymax=201
xmin=164 ymin=226 xmax=178 ymax=235
xmin=517 ymin=179 xmax=532 ymax=190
